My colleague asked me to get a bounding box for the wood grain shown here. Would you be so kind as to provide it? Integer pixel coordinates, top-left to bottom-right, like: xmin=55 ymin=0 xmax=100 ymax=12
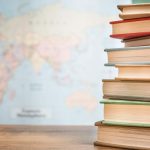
xmin=0 ymin=125 xmax=125 ymax=150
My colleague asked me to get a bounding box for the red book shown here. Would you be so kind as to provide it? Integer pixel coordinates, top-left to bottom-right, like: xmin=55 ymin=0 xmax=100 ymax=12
xmin=110 ymin=17 xmax=150 ymax=39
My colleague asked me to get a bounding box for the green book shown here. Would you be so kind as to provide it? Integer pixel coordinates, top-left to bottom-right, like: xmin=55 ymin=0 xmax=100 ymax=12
xmin=133 ymin=0 xmax=150 ymax=3
xmin=100 ymin=99 xmax=150 ymax=105
xmin=102 ymin=120 xmax=150 ymax=127
xmin=101 ymin=99 xmax=150 ymax=126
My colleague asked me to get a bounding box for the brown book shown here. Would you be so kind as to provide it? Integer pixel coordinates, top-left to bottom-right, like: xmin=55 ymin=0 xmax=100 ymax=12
xmin=122 ymin=36 xmax=150 ymax=47
xmin=103 ymin=79 xmax=150 ymax=101
xmin=118 ymin=3 xmax=150 ymax=20
xmin=115 ymin=65 xmax=150 ymax=79
xmin=94 ymin=121 xmax=150 ymax=150
xmin=105 ymin=46 xmax=150 ymax=66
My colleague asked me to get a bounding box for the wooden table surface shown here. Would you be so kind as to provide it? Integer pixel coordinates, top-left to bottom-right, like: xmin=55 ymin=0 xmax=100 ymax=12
xmin=0 ymin=125 xmax=124 ymax=150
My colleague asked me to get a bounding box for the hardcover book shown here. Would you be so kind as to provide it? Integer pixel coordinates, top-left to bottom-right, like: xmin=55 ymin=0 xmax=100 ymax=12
xmin=101 ymin=99 xmax=150 ymax=125
xmin=110 ymin=17 xmax=150 ymax=39
xmin=115 ymin=65 xmax=150 ymax=79
xmin=103 ymin=79 xmax=150 ymax=101
xmin=122 ymin=36 xmax=150 ymax=47
xmin=94 ymin=121 xmax=150 ymax=150
xmin=105 ymin=46 xmax=150 ymax=66
xmin=118 ymin=3 xmax=150 ymax=19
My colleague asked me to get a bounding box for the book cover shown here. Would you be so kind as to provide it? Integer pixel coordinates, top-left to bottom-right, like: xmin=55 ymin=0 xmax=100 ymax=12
xmin=100 ymin=99 xmax=150 ymax=105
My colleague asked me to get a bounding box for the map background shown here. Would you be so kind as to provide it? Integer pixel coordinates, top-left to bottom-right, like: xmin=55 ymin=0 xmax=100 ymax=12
xmin=0 ymin=0 xmax=130 ymax=124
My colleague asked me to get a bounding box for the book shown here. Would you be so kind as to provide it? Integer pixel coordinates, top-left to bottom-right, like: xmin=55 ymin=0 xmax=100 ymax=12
xmin=118 ymin=3 xmax=150 ymax=20
xmin=100 ymin=99 xmax=150 ymax=125
xmin=115 ymin=65 xmax=150 ymax=79
xmin=110 ymin=17 xmax=150 ymax=39
xmin=94 ymin=121 xmax=150 ymax=150
xmin=103 ymin=79 xmax=150 ymax=101
xmin=133 ymin=0 xmax=150 ymax=3
xmin=105 ymin=46 xmax=150 ymax=66
xmin=122 ymin=36 xmax=150 ymax=47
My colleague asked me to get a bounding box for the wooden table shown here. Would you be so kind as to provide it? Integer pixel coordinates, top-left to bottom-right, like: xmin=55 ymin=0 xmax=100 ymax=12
xmin=0 ymin=125 xmax=124 ymax=150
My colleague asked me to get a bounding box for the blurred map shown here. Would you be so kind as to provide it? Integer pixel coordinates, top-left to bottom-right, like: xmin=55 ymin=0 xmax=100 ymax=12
xmin=0 ymin=0 xmax=128 ymax=124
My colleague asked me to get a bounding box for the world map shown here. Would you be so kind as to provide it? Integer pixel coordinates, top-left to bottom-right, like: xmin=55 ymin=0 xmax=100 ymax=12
xmin=0 ymin=0 xmax=126 ymax=124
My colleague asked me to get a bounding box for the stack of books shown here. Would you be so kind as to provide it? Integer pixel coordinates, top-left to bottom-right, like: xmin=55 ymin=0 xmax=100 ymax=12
xmin=94 ymin=3 xmax=150 ymax=150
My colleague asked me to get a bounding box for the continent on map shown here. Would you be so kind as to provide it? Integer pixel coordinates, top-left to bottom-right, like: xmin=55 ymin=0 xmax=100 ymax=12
xmin=0 ymin=3 xmax=104 ymax=103
xmin=66 ymin=90 xmax=98 ymax=112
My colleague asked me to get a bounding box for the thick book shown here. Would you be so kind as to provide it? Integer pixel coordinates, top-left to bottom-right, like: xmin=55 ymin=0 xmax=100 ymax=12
xmin=115 ymin=65 xmax=150 ymax=79
xmin=103 ymin=79 xmax=150 ymax=101
xmin=118 ymin=3 xmax=150 ymax=20
xmin=122 ymin=36 xmax=150 ymax=47
xmin=110 ymin=17 xmax=150 ymax=39
xmin=94 ymin=121 xmax=150 ymax=150
xmin=105 ymin=46 xmax=150 ymax=66
xmin=100 ymin=99 xmax=150 ymax=125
